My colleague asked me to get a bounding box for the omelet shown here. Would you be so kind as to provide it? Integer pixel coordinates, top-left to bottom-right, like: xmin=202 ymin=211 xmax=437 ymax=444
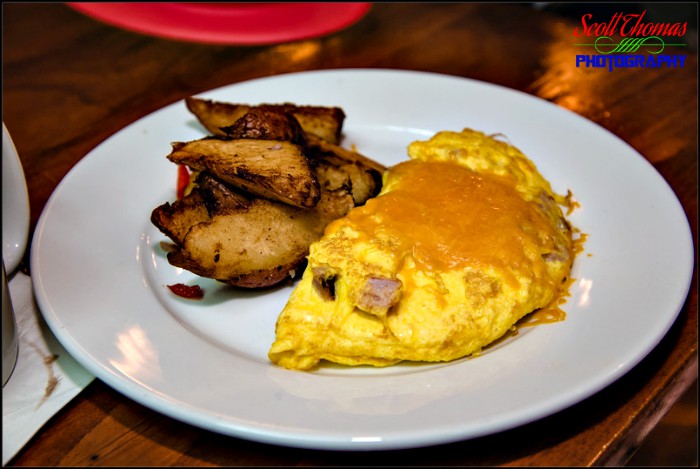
xmin=268 ymin=129 xmax=574 ymax=371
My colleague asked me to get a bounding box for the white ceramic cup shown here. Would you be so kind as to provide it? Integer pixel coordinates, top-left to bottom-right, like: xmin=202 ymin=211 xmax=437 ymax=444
xmin=2 ymin=260 xmax=19 ymax=386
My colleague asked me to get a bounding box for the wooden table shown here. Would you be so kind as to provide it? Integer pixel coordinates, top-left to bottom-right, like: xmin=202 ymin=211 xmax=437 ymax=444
xmin=3 ymin=3 xmax=697 ymax=466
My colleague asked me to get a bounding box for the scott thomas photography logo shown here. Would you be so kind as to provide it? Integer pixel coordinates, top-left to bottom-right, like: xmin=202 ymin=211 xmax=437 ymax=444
xmin=573 ymin=8 xmax=688 ymax=71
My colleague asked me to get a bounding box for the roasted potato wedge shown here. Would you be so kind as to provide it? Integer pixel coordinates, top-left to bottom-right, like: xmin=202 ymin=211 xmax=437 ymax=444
xmin=168 ymin=109 xmax=321 ymax=208
xmin=304 ymin=133 xmax=387 ymax=177
xmin=167 ymin=136 xmax=320 ymax=209
xmin=311 ymin=157 xmax=382 ymax=206
xmin=152 ymin=172 xmax=363 ymax=288
xmin=168 ymin=108 xmax=325 ymax=209
xmin=220 ymin=107 xmax=308 ymax=145
xmin=185 ymin=97 xmax=346 ymax=144
xmin=151 ymin=172 xmax=249 ymax=245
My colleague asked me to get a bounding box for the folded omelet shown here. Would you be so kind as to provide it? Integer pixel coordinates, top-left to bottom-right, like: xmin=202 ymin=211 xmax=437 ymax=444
xmin=269 ymin=129 xmax=574 ymax=371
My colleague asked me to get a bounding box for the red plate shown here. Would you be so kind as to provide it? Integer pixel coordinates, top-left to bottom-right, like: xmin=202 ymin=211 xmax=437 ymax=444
xmin=66 ymin=2 xmax=372 ymax=45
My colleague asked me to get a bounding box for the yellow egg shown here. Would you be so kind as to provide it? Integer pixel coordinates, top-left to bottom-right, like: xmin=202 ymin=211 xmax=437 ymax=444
xmin=269 ymin=129 xmax=574 ymax=371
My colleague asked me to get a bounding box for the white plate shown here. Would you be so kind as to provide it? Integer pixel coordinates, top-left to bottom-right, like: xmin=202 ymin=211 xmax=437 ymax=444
xmin=2 ymin=123 xmax=30 ymax=274
xmin=30 ymin=69 xmax=694 ymax=451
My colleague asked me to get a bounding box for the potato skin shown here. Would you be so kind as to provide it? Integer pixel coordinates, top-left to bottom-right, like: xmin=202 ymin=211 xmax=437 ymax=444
xmin=219 ymin=107 xmax=308 ymax=145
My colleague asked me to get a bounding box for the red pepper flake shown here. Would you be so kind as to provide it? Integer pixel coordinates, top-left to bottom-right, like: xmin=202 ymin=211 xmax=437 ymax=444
xmin=167 ymin=283 xmax=204 ymax=299
xmin=176 ymin=164 xmax=190 ymax=199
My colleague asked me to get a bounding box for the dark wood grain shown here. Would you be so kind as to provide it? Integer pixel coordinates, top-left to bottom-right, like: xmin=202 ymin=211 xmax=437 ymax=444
xmin=3 ymin=3 xmax=696 ymax=466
